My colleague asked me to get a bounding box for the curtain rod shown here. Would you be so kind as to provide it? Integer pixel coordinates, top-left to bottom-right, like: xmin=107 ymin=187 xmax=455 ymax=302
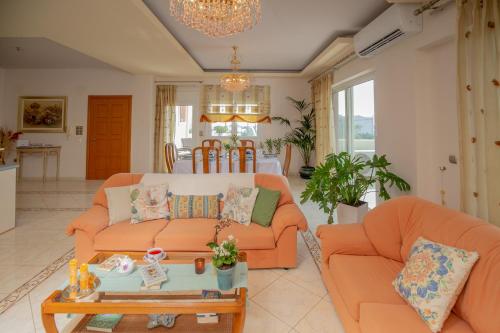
xmin=414 ymin=0 xmax=444 ymax=16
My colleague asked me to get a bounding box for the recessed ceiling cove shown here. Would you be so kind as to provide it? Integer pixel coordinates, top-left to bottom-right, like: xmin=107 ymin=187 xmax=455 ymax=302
xmin=144 ymin=0 xmax=389 ymax=72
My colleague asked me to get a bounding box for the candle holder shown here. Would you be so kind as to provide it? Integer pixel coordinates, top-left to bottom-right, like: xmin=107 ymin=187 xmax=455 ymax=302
xmin=194 ymin=258 xmax=205 ymax=274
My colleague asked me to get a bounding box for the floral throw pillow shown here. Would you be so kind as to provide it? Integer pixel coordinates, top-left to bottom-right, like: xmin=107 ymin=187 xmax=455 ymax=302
xmin=393 ymin=237 xmax=479 ymax=332
xmin=222 ymin=184 xmax=259 ymax=226
xmin=130 ymin=183 xmax=169 ymax=224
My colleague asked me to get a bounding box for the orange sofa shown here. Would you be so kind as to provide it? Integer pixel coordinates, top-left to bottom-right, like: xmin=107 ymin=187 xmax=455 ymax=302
xmin=67 ymin=173 xmax=308 ymax=268
xmin=316 ymin=196 xmax=500 ymax=333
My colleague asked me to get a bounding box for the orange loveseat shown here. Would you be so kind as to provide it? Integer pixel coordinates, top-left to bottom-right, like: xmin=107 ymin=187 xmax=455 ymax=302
xmin=67 ymin=173 xmax=308 ymax=268
xmin=316 ymin=196 xmax=500 ymax=333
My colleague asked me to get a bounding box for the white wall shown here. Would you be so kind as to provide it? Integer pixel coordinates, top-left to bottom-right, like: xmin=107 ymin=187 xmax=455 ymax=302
xmin=1 ymin=68 xmax=155 ymax=178
xmin=333 ymin=4 xmax=459 ymax=207
xmin=1 ymin=68 xmax=308 ymax=178
xmin=170 ymin=77 xmax=310 ymax=174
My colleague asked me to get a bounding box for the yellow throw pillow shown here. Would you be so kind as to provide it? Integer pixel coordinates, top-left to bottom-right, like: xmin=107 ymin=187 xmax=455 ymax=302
xmin=393 ymin=237 xmax=479 ymax=332
xmin=169 ymin=194 xmax=222 ymax=220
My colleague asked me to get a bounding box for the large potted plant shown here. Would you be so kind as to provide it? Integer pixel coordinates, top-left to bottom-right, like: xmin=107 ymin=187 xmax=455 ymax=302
xmin=207 ymin=235 xmax=239 ymax=290
xmin=272 ymin=97 xmax=316 ymax=179
xmin=301 ymin=152 xmax=411 ymax=224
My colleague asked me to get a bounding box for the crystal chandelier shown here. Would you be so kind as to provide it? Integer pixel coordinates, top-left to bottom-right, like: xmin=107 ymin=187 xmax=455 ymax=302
xmin=220 ymin=46 xmax=250 ymax=92
xmin=169 ymin=0 xmax=262 ymax=38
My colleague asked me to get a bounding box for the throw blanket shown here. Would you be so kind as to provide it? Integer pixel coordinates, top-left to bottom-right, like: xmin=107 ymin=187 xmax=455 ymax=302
xmin=140 ymin=173 xmax=255 ymax=196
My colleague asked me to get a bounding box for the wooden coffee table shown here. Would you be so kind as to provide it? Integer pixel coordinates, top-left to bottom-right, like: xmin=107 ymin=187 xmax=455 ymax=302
xmin=41 ymin=252 xmax=247 ymax=333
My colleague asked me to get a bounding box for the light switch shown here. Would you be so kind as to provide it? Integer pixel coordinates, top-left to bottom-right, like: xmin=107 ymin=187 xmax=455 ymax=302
xmin=449 ymin=155 xmax=457 ymax=164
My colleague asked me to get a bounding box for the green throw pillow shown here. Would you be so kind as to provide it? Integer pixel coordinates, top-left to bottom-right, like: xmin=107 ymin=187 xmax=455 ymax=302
xmin=251 ymin=186 xmax=281 ymax=227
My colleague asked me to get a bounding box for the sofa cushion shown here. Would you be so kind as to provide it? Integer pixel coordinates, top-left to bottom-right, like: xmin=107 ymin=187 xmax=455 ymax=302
xmin=329 ymin=254 xmax=405 ymax=320
xmin=218 ymin=222 xmax=276 ymax=250
xmin=359 ymin=303 xmax=474 ymax=333
xmin=154 ymin=219 xmax=218 ymax=251
xmin=94 ymin=219 xmax=167 ymax=251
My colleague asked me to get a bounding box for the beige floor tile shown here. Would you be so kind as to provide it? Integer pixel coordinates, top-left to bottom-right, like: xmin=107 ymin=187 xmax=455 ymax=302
xmin=16 ymin=193 xmax=46 ymax=209
xmin=247 ymin=269 xmax=281 ymax=298
xmin=0 ymin=265 xmax=45 ymax=293
xmin=41 ymin=193 xmax=82 ymax=209
xmin=283 ymin=257 xmax=327 ymax=298
xmin=252 ymin=277 xmax=321 ymax=327
xmin=244 ymin=299 xmax=291 ymax=333
xmin=0 ymin=296 xmax=36 ymax=333
xmin=294 ymin=298 xmax=345 ymax=333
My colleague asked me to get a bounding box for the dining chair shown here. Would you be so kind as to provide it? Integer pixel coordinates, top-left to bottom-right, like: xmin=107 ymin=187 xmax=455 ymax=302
xmin=201 ymin=139 xmax=222 ymax=150
xmin=164 ymin=143 xmax=176 ymax=173
xmin=239 ymin=139 xmax=255 ymax=148
xmin=229 ymin=146 xmax=257 ymax=173
xmin=282 ymin=143 xmax=292 ymax=177
xmin=192 ymin=146 xmax=220 ymax=174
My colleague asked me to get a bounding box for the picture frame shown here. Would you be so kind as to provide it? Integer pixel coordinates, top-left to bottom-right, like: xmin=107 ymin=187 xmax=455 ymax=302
xmin=18 ymin=96 xmax=67 ymax=133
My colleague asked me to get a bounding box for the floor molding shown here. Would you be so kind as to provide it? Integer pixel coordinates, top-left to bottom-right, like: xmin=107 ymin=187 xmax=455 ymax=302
xmin=0 ymin=249 xmax=75 ymax=315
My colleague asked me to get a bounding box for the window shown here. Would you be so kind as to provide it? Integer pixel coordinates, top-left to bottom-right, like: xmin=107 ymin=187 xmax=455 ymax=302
xmin=173 ymin=105 xmax=193 ymax=148
xmin=211 ymin=122 xmax=258 ymax=137
xmin=333 ymin=79 xmax=375 ymax=160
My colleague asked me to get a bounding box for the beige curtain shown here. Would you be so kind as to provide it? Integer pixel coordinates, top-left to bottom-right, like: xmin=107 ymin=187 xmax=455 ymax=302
xmin=457 ymin=0 xmax=500 ymax=226
xmin=312 ymin=72 xmax=334 ymax=165
xmin=153 ymin=85 xmax=176 ymax=173
xmin=199 ymin=85 xmax=271 ymax=123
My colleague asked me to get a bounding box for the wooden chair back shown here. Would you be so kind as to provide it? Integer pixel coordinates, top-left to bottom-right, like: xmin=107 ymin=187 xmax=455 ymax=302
xmin=282 ymin=143 xmax=292 ymax=177
xmin=229 ymin=146 xmax=256 ymax=173
xmin=201 ymin=139 xmax=222 ymax=150
xmin=164 ymin=143 xmax=176 ymax=173
xmin=192 ymin=146 xmax=220 ymax=174
xmin=239 ymin=139 xmax=255 ymax=148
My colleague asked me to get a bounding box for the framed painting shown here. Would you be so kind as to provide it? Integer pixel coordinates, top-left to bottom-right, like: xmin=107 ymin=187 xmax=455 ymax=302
xmin=18 ymin=96 xmax=67 ymax=133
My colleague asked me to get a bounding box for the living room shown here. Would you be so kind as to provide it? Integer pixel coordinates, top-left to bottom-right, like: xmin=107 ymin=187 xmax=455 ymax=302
xmin=0 ymin=0 xmax=498 ymax=333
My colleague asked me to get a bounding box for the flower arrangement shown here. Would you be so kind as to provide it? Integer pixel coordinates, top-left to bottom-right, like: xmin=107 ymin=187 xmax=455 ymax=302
xmin=0 ymin=128 xmax=22 ymax=164
xmin=207 ymin=235 xmax=239 ymax=270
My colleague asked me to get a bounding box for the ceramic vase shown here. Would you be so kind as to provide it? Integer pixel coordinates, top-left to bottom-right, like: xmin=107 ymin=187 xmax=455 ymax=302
xmin=216 ymin=265 xmax=235 ymax=290
xmin=337 ymin=202 xmax=369 ymax=224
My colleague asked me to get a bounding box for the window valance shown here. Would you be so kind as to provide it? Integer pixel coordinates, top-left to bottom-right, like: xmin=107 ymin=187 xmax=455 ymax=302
xmin=200 ymin=85 xmax=271 ymax=123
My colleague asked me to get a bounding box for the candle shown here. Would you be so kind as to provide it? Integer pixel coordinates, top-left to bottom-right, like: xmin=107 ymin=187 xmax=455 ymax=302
xmin=69 ymin=259 xmax=78 ymax=287
xmin=80 ymin=263 xmax=89 ymax=291
xmin=195 ymin=258 xmax=205 ymax=274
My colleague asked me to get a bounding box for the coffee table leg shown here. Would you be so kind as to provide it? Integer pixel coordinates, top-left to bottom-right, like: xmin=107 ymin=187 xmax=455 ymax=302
xmin=42 ymin=312 xmax=58 ymax=333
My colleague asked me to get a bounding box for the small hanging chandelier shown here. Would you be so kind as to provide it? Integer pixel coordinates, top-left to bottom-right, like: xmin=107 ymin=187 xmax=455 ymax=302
xmin=220 ymin=46 xmax=250 ymax=92
xmin=169 ymin=0 xmax=262 ymax=38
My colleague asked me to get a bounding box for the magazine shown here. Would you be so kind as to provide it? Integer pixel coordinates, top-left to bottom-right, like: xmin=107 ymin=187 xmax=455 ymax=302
xmin=138 ymin=261 xmax=168 ymax=287
xmin=86 ymin=314 xmax=123 ymax=332
xmin=97 ymin=254 xmax=129 ymax=272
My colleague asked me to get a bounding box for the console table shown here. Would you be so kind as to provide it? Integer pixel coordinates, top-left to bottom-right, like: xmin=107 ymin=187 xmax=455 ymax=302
xmin=16 ymin=145 xmax=61 ymax=183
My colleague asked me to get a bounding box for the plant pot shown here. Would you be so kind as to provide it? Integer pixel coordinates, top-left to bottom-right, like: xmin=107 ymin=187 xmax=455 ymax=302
xmin=216 ymin=265 xmax=236 ymax=290
xmin=299 ymin=166 xmax=315 ymax=179
xmin=337 ymin=202 xmax=369 ymax=224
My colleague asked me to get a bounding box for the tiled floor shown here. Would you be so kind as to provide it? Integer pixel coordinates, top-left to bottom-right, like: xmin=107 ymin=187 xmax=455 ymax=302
xmin=0 ymin=177 xmax=345 ymax=333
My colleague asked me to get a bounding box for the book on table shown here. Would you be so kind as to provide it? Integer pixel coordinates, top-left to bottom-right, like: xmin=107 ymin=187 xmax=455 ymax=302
xmin=138 ymin=261 xmax=168 ymax=287
xmin=86 ymin=314 xmax=123 ymax=332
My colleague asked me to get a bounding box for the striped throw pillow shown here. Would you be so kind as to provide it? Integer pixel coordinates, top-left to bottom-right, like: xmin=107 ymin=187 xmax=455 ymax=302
xmin=168 ymin=193 xmax=222 ymax=220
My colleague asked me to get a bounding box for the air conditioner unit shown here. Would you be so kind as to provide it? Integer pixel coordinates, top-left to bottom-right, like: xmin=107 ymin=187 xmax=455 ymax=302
xmin=354 ymin=4 xmax=422 ymax=58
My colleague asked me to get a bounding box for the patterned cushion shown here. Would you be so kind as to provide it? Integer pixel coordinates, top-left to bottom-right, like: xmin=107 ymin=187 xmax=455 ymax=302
xmin=130 ymin=183 xmax=169 ymax=224
xmin=222 ymin=184 xmax=259 ymax=226
xmin=393 ymin=237 xmax=479 ymax=332
xmin=169 ymin=194 xmax=221 ymax=220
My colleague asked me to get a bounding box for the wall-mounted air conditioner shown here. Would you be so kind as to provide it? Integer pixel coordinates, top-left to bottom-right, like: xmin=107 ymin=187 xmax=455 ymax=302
xmin=354 ymin=4 xmax=423 ymax=58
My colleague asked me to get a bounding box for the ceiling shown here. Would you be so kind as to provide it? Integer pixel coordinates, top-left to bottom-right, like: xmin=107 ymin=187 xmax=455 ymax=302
xmin=144 ymin=0 xmax=390 ymax=72
xmin=0 ymin=0 xmax=412 ymax=78
xmin=0 ymin=37 xmax=117 ymax=69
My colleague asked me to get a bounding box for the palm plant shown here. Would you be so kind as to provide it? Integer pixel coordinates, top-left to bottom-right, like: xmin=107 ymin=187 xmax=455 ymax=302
xmin=272 ymin=97 xmax=316 ymax=167
xmin=301 ymin=152 xmax=411 ymax=224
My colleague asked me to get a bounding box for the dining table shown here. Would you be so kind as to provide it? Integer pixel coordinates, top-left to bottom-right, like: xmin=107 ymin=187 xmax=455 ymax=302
xmin=173 ymin=155 xmax=282 ymax=174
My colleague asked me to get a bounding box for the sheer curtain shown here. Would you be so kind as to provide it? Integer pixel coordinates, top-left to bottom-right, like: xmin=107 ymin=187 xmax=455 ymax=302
xmin=457 ymin=0 xmax=500 ymax=226
xmin=312 ymin=72 xmax=334 ymax=165
xmin=153 ymin=85 xmax=176 ymax=173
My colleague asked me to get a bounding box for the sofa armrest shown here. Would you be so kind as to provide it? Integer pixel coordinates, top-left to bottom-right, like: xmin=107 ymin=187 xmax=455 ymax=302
xmin=271 ymin=203 xmax=308 ymax=240
xmin=66 ymin=205 xmax=109 ymax=239
xmin=316 ymin=224 xmax=377 ymax=263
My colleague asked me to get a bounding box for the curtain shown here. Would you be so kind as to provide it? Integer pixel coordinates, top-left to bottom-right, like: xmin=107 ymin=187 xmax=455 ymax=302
xmin=153 ymin=85 xmax=176 ymax=173
xmin=200 ymin=85 xmax=271 ymax=123
xmin=457 ymin=0 xmax=500 ymax=226
xmin=312 ymin=72 xmax=334 ymax=165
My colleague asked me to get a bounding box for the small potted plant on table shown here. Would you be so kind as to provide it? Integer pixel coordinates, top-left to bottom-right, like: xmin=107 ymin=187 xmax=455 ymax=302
xmin=207 ymin=235 xmax=239 ymax=290
xmin=301 ymin=152 xmax=410 ymax=224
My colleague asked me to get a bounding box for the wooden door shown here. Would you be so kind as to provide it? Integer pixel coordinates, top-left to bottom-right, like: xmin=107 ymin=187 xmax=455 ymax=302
xmin=86 ymin=96 xmax=131 ymax=180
